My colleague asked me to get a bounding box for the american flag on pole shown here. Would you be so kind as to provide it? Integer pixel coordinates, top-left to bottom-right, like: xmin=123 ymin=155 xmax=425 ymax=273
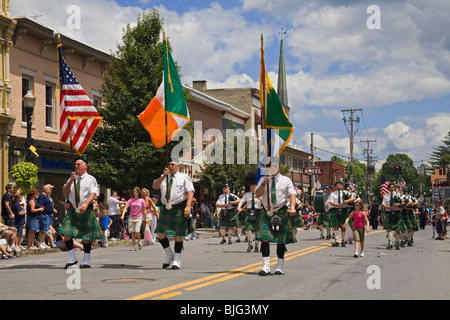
xmin=399 ymin=178 xmax=406 ymax=190
xmin=380 ymin=175 xmax=390 ymax=198
xmin=57 ymin=43 xmax=102 ymax=155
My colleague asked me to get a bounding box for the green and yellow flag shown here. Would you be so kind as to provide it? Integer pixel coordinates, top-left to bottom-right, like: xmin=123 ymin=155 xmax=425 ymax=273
xmin=259 ymin=34 xmax=294 ymax=169
xmin=138 ymin=33 xmax=190 ymax=148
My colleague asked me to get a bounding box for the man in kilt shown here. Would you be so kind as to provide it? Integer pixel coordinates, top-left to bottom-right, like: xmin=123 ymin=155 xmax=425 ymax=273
xmin=326 ymin=181 xmax=356 ymax=247
xmin=255 ymin=166 xmax=297 ymax=276
xmin=60 ymin=155 xmax=103 ymax=269
xmin=237 ymin=171 xmax=263 ymax=253
xmin=316 ymin=185 xmax=332 ymax=239
xmin=216 ymin=183 xmax=241 ymax=244
xmin=152 ymin=158 xmax=194 ymax=269
xmin=401 ymin=192 xmax=420 ymax=246
xmin=381 ymin=182 xmax=406 ymax=250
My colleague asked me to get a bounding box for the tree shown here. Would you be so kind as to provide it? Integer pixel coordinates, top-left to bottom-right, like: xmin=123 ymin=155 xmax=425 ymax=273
xmin=330 ymin=155 xmax=367 ymax=199
xmin=428 ymin=131 xmax=450 ymax=171
xmin=86 ymin=10 xmax=183 ymax=191
xmin=10 ymin=162 xmax=39 ymax=194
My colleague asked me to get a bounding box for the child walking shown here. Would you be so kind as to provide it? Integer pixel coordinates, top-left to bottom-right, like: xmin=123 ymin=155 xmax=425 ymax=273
xmin=344 ymin=199 xmax=370 ymax=258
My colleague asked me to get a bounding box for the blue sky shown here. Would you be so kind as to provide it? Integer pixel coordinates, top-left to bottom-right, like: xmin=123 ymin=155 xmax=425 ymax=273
xmin=12 ymin=0 xmax=450 ymax=169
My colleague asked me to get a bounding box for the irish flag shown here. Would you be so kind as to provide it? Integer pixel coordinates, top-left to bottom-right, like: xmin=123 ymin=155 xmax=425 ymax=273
xmin=138 ymin=35 xmax=190 ymax=148
xmin=258 ymin=34 xmax=294 ymax=175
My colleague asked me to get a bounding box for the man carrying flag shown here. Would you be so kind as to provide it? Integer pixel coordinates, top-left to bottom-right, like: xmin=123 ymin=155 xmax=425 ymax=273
xmin=255 ymin=35 xmax=296 ymax=276
xmin=146 ymin=33 xmax=193 ymax=270
xmin=56 ymin=41 xmax=103 ymax=269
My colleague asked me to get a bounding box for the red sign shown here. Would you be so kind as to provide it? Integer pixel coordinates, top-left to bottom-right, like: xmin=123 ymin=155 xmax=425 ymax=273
xmin=303 ymin=166 xmax=323 ymax=175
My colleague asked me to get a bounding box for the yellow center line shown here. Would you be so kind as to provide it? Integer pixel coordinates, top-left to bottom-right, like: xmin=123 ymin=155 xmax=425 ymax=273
xmin=127 ymin=230 xmax=386 ymax=300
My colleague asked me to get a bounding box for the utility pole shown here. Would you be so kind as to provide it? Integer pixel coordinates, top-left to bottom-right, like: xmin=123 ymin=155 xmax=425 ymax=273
xmin=361 ymin=139 xmax=377 ymax=202
xmin=341 ymin=108 xmax=362 ymax=183
xmin=311 ymin=133 xmax=315 ymax=201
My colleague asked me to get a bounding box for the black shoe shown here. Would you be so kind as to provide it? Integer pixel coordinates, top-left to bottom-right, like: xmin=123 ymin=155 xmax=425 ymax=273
xmin=64 ymin=261 xmax=78 ymax=269
xmin=326 ymin=235 xmax=331 ymax=240
xmin=235 ymin=238 xmax=241 ymax=243
xmin=332 ymin=241 xmax=339 ymax=247
xmin=275 ymin=270 xmax=284 ymax=275
xmin=247 ymin=245 xmax=253 ymax=253
xmin=259 ymin=270 xmax=270 ymax=276
xmin=254 ymin=246 xmax=259 ymax=253
xmin=340 ymin=242 xmax=346 ymax=247
xmin=395 ymin=244 xmax=400 ymax=250
xmin=407 ymin=240 xmax=413 ymax=247
xmin=387 ymin=244 xmax=393 ymax=249
xmin=220 ymin=238 xmax=226 ymax=244
xmin=79 ymin=264 xmax=90 ymax=269
xmin=228 ymin=238 xmax=232 ymax=244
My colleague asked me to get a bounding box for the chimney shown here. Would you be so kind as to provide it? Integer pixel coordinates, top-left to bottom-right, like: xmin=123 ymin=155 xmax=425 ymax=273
xmin=193 ymin=80 xmax=207 ymax=92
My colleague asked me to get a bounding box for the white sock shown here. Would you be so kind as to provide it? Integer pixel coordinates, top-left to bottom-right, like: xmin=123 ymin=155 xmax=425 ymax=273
xmin=82 ymin=253 xmax=90 ymax=265
xmin=67 ymin=249 xmax=77 ymax=264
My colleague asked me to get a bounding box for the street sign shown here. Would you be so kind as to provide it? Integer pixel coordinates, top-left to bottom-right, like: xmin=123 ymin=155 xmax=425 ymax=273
xmin=303 ymin=166 xmax=323 ymax=175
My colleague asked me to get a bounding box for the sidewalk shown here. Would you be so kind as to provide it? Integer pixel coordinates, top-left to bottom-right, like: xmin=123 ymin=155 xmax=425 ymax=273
xmin=5 ymin=227 xmax=220 ymax=259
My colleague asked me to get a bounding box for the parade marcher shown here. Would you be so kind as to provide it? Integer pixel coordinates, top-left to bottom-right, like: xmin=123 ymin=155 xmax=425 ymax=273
xmin=381 ymin=182 xmax=406 ymax=250
xmin=60 ymin=155 xmax=103 ymax=269
xmin=216 ymin=183 xmax=241 ymax=245
xmin=291 ymin=196 xmax=304 ymax=235
xmin=237 ymin=171 xmax=263 ymax=253
xmin=316 ymin=185 xmax=332 ymax=239
xmin=255 ymin=165 xmax=297 ymax=276
xmin=326 ymin=181 xmax=356 ymax=247
xmin=401 ymin=192 xmax=420 ymax=246
xmin=152 ymin=158 xmax=194 ymax=270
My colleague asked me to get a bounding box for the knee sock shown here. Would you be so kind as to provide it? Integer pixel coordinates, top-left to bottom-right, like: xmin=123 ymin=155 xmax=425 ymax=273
xmin=277 ymin=244 xmax=286 ymax=259
xmin=174 ymin=241 xmax=183 ymax=254
xmin=65 ymin=239 xmax=77 ymax=263
xmin=82 ymin=242 xmax=91 ymax=265
xmin=65 ymin=239 xmax=74 ymax=251
xmin=159 ymin=236 xmax=170 ymax=249
xmin=261 ymin=241 xmax=270 ymax=257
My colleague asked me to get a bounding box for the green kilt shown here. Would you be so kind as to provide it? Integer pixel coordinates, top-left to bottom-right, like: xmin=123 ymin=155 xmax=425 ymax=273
xmin=244 ymin=209 xmax=263 ymax=232
xmin=289 ymin=211 xmax=304 ymax=228
xmin=317 ymin=211 xmax=330 ymax=227
xmin=402 ymin=209 xmax=420 ymax=231
xmin=59 ymin=206 xmax=104 ymax=241
xmin=383 ymin=210 xmax=406 ymax=231
xmin=256 ymin=207 xmax=297 ymax=245
xmin=156 ymin=201 xmax=192 ymax=237
xmin=219 ymin=209 xmax=241 ymax=228
xmin=330 ymin=208 xmax=350 ymax=227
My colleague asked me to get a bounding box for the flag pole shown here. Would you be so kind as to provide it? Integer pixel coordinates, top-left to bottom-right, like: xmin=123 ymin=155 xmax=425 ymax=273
xmin=57 ymin=36 xmax=79 ymax=208
xmin=260 ymin=34 xmax=271 ymax=212
xmin=163 ymin=30 xmax=170 ymax=202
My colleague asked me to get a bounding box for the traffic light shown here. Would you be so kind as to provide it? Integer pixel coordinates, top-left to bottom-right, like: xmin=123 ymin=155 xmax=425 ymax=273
xmin=439 ymin=167 xmax=443 ymax=175
xmin=394 ymin=165 xmax=402 ymax=175
xmin=439 ymin=167 xmax=447 ymax=175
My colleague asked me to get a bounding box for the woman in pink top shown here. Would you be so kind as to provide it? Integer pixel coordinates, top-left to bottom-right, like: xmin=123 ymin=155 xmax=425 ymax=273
xmin=122 ymin=187 xmax=147 ymax=251
xmin=344 ymin=199 xmax=370 ymax=258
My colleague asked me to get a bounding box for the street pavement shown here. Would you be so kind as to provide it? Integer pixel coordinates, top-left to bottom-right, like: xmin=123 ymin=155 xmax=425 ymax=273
xmin=0 ymin=227 xmax=448 ymax=302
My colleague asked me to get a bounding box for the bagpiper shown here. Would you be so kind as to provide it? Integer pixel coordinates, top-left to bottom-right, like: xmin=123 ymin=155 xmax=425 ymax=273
xmin=152 ymin=158 xmax=195 ymax=269
xmin=381 ymin=182 xmax=406 ymax=250
xmin=216 ymin=183 xmax=241 ymax=244
xmin=255 ymin=166 xmax=297 ymax=276
xmin=60 ymin=155 xmax=103 ymax=269
xmin=401 ymin=190 xmax=420 ymax=246
xmin=237 ymin=171 xmax=263 ymax=253
xmin=326 ymin=181 xmax=356 ymax=247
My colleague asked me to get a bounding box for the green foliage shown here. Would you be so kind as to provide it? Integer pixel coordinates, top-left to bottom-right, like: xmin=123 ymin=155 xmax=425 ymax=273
xmin=10 ymin=162 xmax=39 ymax=194
xmin=427 ymin=131 xmax=450 ymax=172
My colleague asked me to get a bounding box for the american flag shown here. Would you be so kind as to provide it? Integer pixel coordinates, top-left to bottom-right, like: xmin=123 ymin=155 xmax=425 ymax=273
xmin=399 ymin=179 xmax=406 ymax=190
xmin=380 ymin=175 xmax=390 ymax=197
xmin=58 ymin=43 xmax=102 ymax=155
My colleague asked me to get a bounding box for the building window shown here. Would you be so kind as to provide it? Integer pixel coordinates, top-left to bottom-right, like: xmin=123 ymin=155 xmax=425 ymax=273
xmin=93 ymin=95 xmax=101 ymax=108
xmin=22 ymin=76 xmax=33 ymax=122
xmin=45 ymin=83 xmax=56 ymax=129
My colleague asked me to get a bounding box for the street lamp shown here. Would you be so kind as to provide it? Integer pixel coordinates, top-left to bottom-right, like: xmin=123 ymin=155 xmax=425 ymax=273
xmin=23 ymin=90 xmax=36 ymax=162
